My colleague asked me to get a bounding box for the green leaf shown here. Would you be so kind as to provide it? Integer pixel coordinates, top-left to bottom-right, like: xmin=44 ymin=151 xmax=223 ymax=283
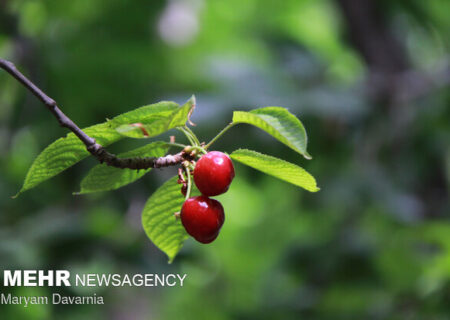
xmin=16 ymin=101 xmax=179 ymax=196
xmin=230 ymin=149 xmax=319 ymax=192
xmin=115 ymin=97 xmax=194 ymax=139
xmin=16 ymin=123 xmax=121 ymax=197
xmin=76 ymin=142 xmax=170 ymax=194
xmin=233 ymin=107 xmax=311 ymax=159
xmin=110 ymin=101 xmax=180 ymax=126
xmin=142 ymin=176 xmax=200 ymax=263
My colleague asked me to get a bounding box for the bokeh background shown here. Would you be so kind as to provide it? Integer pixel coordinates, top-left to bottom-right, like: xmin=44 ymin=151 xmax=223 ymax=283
xmin=0 ymin=0 xmax=449 ymax=319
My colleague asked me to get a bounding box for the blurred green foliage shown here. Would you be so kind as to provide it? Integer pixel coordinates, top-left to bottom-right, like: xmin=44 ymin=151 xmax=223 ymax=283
xmin=0 ymin=0 xmax=449 ymax=319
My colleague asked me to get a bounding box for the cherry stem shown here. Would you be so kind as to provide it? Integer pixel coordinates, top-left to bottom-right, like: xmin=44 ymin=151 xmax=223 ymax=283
xmin=205 ymin=122 xmax=236 ymax=150
xmin=183 ymin=126 xmax=201 ymax=146
xmin=184 ymin=166 xmax=192 ymax=201
xmin=165 ymin=142 xmax=187 ymax=149
xmin=189 ymin=146 xmax=207 ymax=155
xmin=178 ymin=127 xmax=197 ymax=146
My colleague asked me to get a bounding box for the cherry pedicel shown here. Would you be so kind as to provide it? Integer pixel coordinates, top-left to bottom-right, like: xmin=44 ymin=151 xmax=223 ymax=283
xmin=194 ymin=151 xmax=235 ymax=196
xmin=181 ymin=196 xmax=225 ymax=244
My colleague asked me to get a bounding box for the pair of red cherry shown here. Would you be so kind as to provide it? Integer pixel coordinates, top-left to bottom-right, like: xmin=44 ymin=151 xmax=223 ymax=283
xmin=181 ymin=151 xmax=235 ymax=244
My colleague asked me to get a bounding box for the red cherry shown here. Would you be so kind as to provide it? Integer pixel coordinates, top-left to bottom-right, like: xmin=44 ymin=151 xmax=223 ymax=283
xmin=194 ymin=151 xmax=235 ymax=196
xmin=181 ymin=196 xmax=225 ymax=244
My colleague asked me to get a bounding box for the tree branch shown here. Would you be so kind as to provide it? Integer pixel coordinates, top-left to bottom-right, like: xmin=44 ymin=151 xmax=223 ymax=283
xmin=0 ymin=58 xmax=187 ymax=169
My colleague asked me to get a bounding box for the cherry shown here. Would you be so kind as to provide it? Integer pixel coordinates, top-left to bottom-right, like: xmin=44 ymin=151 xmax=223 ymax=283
xmin=181 ymin=196 xmax=225 ymax=244
xmin=194 ymin=151 xmax=235 ymax=196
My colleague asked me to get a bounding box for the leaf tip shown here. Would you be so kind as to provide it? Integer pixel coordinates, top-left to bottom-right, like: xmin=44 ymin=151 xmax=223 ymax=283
xmin=303 ymin=152 xmax=312 ymax=160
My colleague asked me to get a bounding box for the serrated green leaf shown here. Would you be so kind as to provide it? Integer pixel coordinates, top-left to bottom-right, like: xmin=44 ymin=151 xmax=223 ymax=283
xmin=233 ymin=107 xmax=311 ymax=159
xmin=114 ymin=112 xmax=174 ymax=138
xmin=110 ymin=101 xmax=179 ymax=126
xmin=142 ymin=176 xmax=200 ymax=263
xmin=16 ymin=123 xmax=121 ymax=196
xmin=115 ymin=97 xmax=194 ymax=139
xmin=16 ymin=101 xmax=179 ymax=196
xmin=76 ymin=142 xmax=170 ymax=194
xmin=230 ymin=149 xmax=319 ymax=192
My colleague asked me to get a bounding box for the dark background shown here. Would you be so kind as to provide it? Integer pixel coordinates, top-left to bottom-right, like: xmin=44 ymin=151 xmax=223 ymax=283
xmin=0 ymin=0 xmax=449 ymax=319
